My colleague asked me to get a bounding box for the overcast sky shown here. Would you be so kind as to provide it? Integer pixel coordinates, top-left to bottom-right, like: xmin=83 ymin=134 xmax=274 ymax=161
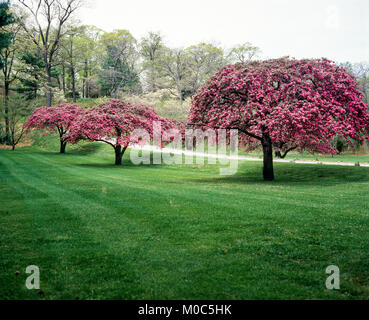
xmin=79 ymin=0 xmax=369 ymax=63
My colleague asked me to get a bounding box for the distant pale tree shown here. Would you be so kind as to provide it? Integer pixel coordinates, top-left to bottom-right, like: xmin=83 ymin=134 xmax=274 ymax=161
xmin=186 ymin=43 xmax=226 ymax=94
xmin=353 ymin=63 xmax=369 ymax=106
xmin=17 ymin=0 xmax=83 ymax=106
xmin=140 ymin=31 xmax=164 ymax=92
xmin=227 ymin=42 xmax=260 ymax=63
xmin=157 ymin=47 xmax=191 ymax=104
xmin=340 ymin=62 xmax=369 ymax=106
xmin=59 ymin=26 xmax=80 ymax=102
xmin=76 ymin=25 xmax=103 ymax=98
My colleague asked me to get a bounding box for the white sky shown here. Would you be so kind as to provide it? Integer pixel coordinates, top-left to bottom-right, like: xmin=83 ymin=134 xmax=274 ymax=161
xmin=79 ymin=0 xmax=369 ymax=63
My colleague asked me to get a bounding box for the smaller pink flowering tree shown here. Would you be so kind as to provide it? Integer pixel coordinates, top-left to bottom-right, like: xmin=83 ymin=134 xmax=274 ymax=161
xmin=67 ymin=99 xmax=176 ymax=165
xmin=25 ymin=104 xmax=85 ymax=154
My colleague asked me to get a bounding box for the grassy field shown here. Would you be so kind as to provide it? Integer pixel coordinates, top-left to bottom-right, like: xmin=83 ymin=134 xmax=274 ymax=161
xmin=1 ymin=136 xmax=369 ymax=300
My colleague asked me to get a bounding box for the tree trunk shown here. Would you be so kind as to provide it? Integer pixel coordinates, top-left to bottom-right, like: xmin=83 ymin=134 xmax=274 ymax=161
xmin=62 ymin=64 xmax=66 ymax=95
xmin=83 ymin=59 xmax=88 ymax=98
xmin=115 ymin=145 xmax=123 ymax=165
xmin=114 ymin=145 xmax=128 ymax=165
xmin=71 ymin=66 xmax=76 ymax=102
xmin=177 ymin=84 xmax=183 ymax=105
xmin=4 ymin=81 xmax=10 ymax=145
xmin=262 ymin=134 xmax=274 ymax=181
xmin=60 ymin=140 xmax=67 ymax=154
xmin=46 ymin=69 xmax=53 ymax=107
xmin=275 ymin=150 xmax=282 ymax=158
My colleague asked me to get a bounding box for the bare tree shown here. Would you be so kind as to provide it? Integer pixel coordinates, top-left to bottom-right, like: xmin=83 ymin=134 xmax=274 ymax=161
xmin=157 ymin=47 xmax=190 ymax=104
xmin=1 ymin=96 xmax=33 ymax=150
xmin=227 ymin=42 xmax=261 ymax=64
xmin=17 ymin=0 xmax=82 ymax=106
xmin=140 ymin=32 xmax=163 ymax=92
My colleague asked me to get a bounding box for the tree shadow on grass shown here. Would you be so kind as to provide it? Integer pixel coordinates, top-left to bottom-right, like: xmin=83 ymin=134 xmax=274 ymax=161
xmin=188 ymin=163 xmax=369 ymax=186
xmin=67 ymin=143 xmax=103 ymax=156
xmin=75 ymin=158 xmax=163 ymax=170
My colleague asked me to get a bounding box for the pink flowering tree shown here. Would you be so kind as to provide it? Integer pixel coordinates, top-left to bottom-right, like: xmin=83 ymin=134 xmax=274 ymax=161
xmin=67 ymin=99 xmax=176 ymax=165
xmin=25 ymin=104 xmax=85 ymax=154
xmin=189 ymin=58 xmax=369 ymax=181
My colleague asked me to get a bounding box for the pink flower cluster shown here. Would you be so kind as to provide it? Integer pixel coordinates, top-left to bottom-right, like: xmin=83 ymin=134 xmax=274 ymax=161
xmin=25 ymin=104 xmax=85 ymax=140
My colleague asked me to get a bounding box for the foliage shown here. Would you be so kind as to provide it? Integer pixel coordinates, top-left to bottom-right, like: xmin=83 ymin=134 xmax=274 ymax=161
xmin=99 ymin=30 xmax=140 ymax=97
xmin=0 ymin=1 xmax=14 ymax=66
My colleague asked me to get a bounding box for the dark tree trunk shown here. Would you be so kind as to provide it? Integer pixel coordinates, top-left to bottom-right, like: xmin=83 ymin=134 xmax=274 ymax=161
xmin=71 ymin=66 xmax=76 ymax=102
xmin=83 ymin=59 xmax=88 ymax=98
xmin=44 ymin=59 xmax=53 ymax=107
xmin=262 ymin=134 xmax=274 ymax=181
xmin=62 ymin=64 xmax=66 ymax=95
xmin=60 ymin=140 xmax=67 ymax=154
xmin=114 ymin=145 xmax=128 ymax=165
xmin=275 ymin=150 xmax=282 ymax=158
xmin=4 ymin=81 xmax=10 ymax=145
xmin=115 ymin=145 xmax=123 ymax=165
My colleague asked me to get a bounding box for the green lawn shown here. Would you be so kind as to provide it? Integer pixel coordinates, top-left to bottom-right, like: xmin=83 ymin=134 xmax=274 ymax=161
xmin=1 ymin=138 xmax=369 ymax=300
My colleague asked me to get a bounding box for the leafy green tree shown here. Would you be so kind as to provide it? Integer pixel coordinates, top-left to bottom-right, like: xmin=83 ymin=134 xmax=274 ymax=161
xmin=0 ymin=1 xmax=14 ymax=56
xmin=99 ymin=30 xmax=140 ymax=97
xmin=18 ymin=49 xmax=45 ymax=99
xmin=0 ymin=1 xmax=15 ymax=144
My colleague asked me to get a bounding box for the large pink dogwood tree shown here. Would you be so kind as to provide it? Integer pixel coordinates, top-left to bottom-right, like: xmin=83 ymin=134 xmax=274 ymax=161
xmin=189 ymin=58 xmax=369 ymax=181
xmin=25 ymin=104 xmax=85 ymax=154
xmin=67 ymin=99 xmax=176 ymax=165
